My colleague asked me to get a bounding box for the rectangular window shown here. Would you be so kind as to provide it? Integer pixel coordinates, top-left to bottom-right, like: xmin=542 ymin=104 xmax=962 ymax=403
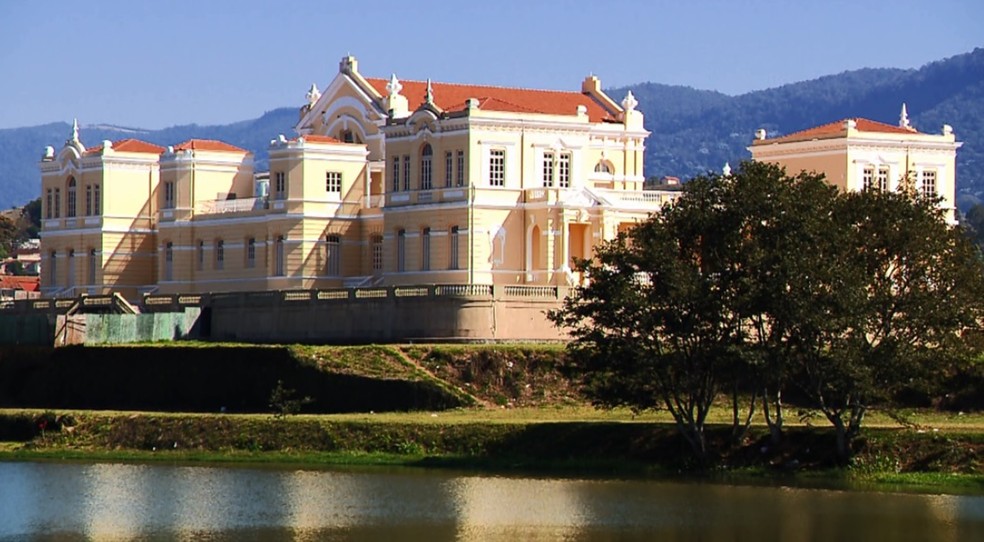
xmin=449 ymin=226 xmax=460 ymax=270
xmin=397 ymin=230 xmax=406 ymax=272
xmin=558 ymin=153 xmax=571 ymax=188
xmin=421 ymin=155 xmax=433 ymax=190
xmin=85 ymin=185 xmax=92 ymax=216
xmin=922 ymin=170 xmax=937 ymax=198
xmin=421 ymin=228 xmax=431 ymax=271
xmin=246 ymin=238 xmax=256 ymax=268
xmin=325 ymin=171 xmax=342 ymax=193
xmin=215 ymin=240 xmax=225 ymax=271
xmin=456 ymin=150 xmax=465 ymax=187
xmin=275 ymin=236 xmax=285 ymax=276
xmin=164 ymin=242 xmax=173 ymax=281
xmin=66 ymin=250 xmax=74 ymax=287
xmin=164 ymin=181 xmax=176 ymax=209
xmin=489 ymin=149 xmax=505 ymax=187
xmin=88 ymin=248 xmax=97 ymax=286
xmin=877 ymin=166 xmax=889 ymax=192
xmin=543 ymin=152 xmax=555 ymax=187
xmin=46 ymin=189 xmax=52 ymax=219
xmin=862 ymin=166 xmax=875 ymax=191
xmin=275 ymin=172 xmax=286 ymax=200
xmin=93 ymin=185 xmax=100 ymax=215
xmin=371 ymin=235 xmax=383 ymax=271
xmin=326 ymin=235 xmax=341 ymax=276
xmin=445 ymin=151 xmax=453 ymax=188
xmin=67 ymin=185 xmax=76 ymax=218
xmin=54 ymin=188 xmax=61 ymax=218
xmin=197 ymin=240 xmax=205 ymax=271
xmin=49 ymin=251 xmax=57 ymax=286
xmin=403 ymin=155 xmax=411 ymax=191
xmin=392 ymin=156 xmax=401 ymax=192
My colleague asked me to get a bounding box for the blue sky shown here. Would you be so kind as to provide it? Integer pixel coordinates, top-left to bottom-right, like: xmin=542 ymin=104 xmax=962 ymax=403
xmin=0 ymin=0 xmax=980 ymax=130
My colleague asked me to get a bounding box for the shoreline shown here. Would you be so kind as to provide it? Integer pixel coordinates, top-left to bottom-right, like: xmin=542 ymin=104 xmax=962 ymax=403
xmin=2 ymin=409 xmax=982 ymax=496
xmin=2 ymin=445 xmax=982 ymax=497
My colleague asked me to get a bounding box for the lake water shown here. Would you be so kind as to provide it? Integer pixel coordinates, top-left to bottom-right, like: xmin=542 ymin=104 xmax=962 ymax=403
xmin=0 ymin=461 xmax=982 ymax=541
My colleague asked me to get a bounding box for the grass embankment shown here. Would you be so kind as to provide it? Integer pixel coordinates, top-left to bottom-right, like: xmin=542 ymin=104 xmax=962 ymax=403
xmin=1 ymin=407 xmax=982 ymax=494
xmin=1 ymin=343 xmax=982 ymax=494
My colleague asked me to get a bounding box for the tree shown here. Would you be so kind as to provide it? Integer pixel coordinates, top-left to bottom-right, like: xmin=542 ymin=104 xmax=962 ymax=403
xmin=551 ymin=162 xmax=836 ymax=460
xmin=793 ymin=189 xmax=984 ymax=460
xmin=551 ymin=174 xmax=736 ymax=461
xmin=552 ymin=161 xmax=984 ymax=463
xmin=0 ymin=216 xmax=17 ymax=260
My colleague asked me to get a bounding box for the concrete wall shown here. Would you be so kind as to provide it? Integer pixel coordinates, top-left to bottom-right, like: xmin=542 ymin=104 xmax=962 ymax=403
xmin=204 ymin=285 xmax=568 ymax=343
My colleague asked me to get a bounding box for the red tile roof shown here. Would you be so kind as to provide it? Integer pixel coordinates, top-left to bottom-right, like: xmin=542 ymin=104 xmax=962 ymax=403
xmin=365 ymin=78 xmax=616 ymax=122
xmin=758 ymin=118 xmax=920 ymax=144
xmin=0 ymin=275 xmax=39 ymax=292
xmin=83 ymin=139 xmax=166 ymax=155
xmin=173 ymin=139 xmax=248 ymax=153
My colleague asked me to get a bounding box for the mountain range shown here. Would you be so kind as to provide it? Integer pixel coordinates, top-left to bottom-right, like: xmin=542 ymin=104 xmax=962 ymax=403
xmin=1 ymin=48 xmax=981 ymax=211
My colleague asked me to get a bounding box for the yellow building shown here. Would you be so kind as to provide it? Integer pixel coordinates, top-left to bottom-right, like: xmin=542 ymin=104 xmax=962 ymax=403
xmin=749 ymin=105 xmax=961 ymax=222
xmin=40 ymin=124 xmax=164 ymax=299
xmin=39 ymin=56 xmax=678 ymax=300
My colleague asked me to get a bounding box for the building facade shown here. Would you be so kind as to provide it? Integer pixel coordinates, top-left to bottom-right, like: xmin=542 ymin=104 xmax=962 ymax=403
xmin=749 ymin=105 xmax=962 ymax=222
xmin=39 ymin=56 xmax=678 ymax=300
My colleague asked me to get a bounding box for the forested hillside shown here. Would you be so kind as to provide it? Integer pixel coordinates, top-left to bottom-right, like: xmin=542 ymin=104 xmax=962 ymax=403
xmin=1 ymin=48 xmax=981 ymax=211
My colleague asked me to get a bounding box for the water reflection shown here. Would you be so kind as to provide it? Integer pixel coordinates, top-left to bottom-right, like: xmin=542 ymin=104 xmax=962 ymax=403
xmin=0 ymin=461 xmax=981 ymax=541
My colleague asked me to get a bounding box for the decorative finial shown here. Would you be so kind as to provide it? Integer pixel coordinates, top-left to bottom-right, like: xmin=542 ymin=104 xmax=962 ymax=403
xmin=424 ymin=78 xmax=434 ymax=104
xmin=71 ymin=118 xmax=79 ymax=143
xmin=621 ymin=90 xmax=638 ymax=112
xmin=386 ymin=74 xmax=403 ymax=97
xmin=899 ymin=103 xmax=911 ymax=129
xmin=942 ymin=124 xmax=953 ymax=136
xmin=722 ymin=162 xmax=732 ymax=177
xmin=306 ymin=83 xmax=321 ymax=107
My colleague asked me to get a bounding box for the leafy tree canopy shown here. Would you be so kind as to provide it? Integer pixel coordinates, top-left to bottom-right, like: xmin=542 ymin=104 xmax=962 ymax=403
xmin=552 ymin=162 xmax=984 ymax=462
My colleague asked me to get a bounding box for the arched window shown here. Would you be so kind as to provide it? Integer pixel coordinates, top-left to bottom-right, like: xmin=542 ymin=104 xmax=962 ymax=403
xmin=594 ymin=160 xmax=613 ymax=174
xmin=66 ymin=178 xmax=77 ymax=218
xmin=215 ymin=240 xmax=225 ymax=271
xmin=338 ymin=129 xmax=361 ymax=144
xmin=246 ymin=238 xmax=256 ymax=268
xmin=371 ymin=234 xmax=383 ymax=271
xmin=275 ymin=236 xmax=285 ymax=276
xmin=420 ymin=144 xmax=433 ymax=190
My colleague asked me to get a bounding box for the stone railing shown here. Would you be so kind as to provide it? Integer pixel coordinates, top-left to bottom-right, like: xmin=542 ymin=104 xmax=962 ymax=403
xmin=196 ymin=197 xmax=268 ymax=215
